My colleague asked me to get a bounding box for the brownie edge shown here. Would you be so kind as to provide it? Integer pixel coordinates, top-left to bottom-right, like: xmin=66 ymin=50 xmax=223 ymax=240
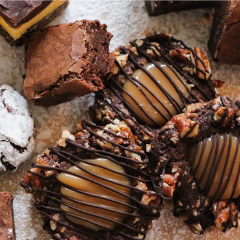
xmin=208 ymin=1 xmax=240 ymax=64
xmin=24 ymin=20 xmax=114 ymax=107
xmin=0 ymin=192 xmax=15 ymax=240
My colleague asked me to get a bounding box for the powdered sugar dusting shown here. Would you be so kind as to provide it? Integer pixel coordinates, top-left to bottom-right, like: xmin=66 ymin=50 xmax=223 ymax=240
xmin=1 ymin=0 xmax=240 ymax=239
xmin=0 ymin=84 xmax=34 ymax=171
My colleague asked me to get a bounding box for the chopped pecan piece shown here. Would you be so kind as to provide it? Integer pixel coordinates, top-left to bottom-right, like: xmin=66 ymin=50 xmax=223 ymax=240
xmin=22 ymin=168 xmax=41 ymax=190
xmin=162 ymin=172 xmax=179 ymax=199
xmin=194 ymin=47 xmax=211 ymax=80
xmin=171 ymin=113 xmax=199 ymax=138
xmin=213 ymin=201 xmax=237 ymax=230
xmin=212 ymin=79 xmax=225 ymax=88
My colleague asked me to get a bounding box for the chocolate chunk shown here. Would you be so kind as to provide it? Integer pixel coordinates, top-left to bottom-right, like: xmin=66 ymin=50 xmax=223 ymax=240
xmin=21 ymin=121 xmax=161 ymax=239
xmin=0 ymin=1 xmax=69 ymax=45
xmin=0 ymin=192 xmax=15 ymax=240
xmin=208 ymin=1 xmax=240 ymax=64
xmin=92 ymin=31 xmax=216 ymax=145
xmin=24 ymin=20 xmax=114 ymax=107
xmin=145 ymin=1 xmax=215 ymax=16
xmin=150 ymin=96 xmax=240 ymax=234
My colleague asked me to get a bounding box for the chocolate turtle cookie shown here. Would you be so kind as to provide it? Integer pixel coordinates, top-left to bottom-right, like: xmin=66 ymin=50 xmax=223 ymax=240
xmin=150 ymin=96 xmax=240 ymax=234
xmin=91 ymin=31 xmax=216 ymax=146
xmin=21 ymin=120 xmax=161 ymax=240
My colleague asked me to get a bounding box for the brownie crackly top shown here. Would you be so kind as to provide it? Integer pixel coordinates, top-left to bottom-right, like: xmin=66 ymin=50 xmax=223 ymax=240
xmin=24 ymin=20 xmax=114 ymax=107
xmin=150 ymin=96 xmax=240 ymax=234
xmin=21 ymin=120 xmax=161 ymax=240
xmin=91 ymin=31 xmax=216 ymax=146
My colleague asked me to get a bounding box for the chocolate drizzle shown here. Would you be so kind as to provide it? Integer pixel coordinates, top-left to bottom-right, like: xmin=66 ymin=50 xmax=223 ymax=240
xmin=95 ymin=33 xmax=215 ymax=143
xmin=189 ymin=134 xmax=240 ymax=200
xmin=21 ymin=120 xmax=160 ymax=240
xmin=151 ymin=97 xmax=240 ymax=232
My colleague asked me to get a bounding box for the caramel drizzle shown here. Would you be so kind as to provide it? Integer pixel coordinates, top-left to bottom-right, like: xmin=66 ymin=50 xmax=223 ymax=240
xmin=99 ymin=35 xmax=215 ymax=142
xmin=158 ymin=97 xmax=238 ymax=231
xmin=20 ymin=120 xmax=160 ymax=240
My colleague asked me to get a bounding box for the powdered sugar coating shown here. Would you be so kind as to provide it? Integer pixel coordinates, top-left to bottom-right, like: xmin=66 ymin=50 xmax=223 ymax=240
xmin=0 ymin=84 xmax=34 ymax=171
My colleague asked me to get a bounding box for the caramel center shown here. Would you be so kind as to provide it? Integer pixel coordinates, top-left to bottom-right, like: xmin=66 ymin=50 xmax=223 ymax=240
xmin=189 ymin=134 xmax=240 ymax=200
xmin=122 ymin=62 xmax=190 ymax=126
xmin=56 ymin=158 xmax=130 ymax=231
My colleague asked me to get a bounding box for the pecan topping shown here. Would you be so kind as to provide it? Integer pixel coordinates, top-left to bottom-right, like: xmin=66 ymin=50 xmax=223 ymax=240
xmin=214 ymin=201 xmax=237 ymax=230
xmin=162 ymin=172 xmax=180 ymax=199
xmin=194 ymin=47 xmax=211 ymax=80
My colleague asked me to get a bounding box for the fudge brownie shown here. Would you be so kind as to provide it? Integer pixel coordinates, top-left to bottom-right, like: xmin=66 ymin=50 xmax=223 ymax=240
xmin=24 ymin=20 xmax=114 ymax=107
xmin=145 ymin=1 xmax=215 ymax=16
xmin=0 ymin=84 xmax=34 ymax=172
xmin=208 ymin=1 xmax=240 ymax=64
xmin=0 ymin=192 xmax=15 ymax=240
xmin=150 ymin=96 xmax=240 ymax=234
xmin=91 ymin=31 xmax=216 ymax=146
xmin=21 ymin=120 xmax=161 ymax=240
xmin=0 ymin=0 xmax=69 ymax=45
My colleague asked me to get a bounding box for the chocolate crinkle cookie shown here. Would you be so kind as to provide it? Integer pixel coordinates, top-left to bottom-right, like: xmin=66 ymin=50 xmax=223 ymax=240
xmin=150 ymin=96 xmax=240 ymax=234
xmin=21 ymin=120 xmax=162 ymax=240
xmin=91 ymin=31 xmax=217 ymax=147
xmin=0 ymin=84 xmax=34 ymax=172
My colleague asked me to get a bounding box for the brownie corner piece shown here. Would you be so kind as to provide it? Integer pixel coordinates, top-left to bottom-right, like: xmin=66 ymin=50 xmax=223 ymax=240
xmin=24 ymin=20 xmax=114 ymax=107
xmin=0 ymin=192 xmax=15 ymax=239
xmin=208 ymin=1 xmax=240 ymax=64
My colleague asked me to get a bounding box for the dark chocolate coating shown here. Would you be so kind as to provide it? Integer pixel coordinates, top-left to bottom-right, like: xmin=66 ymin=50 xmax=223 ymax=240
xmin=145 ymin=1 xmax=215 ymax=16
xmin=21 ymin=120 xmax=161 ymax=240
xmin=208 ymin=1 xmax=240 ymax=64
xmin=150 ymin=96 xmax=240 ymax=233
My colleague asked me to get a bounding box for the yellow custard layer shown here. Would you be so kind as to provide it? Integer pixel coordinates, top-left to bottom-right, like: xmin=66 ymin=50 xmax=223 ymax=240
xmin=0 ymin=0 xmax=66 ymax=40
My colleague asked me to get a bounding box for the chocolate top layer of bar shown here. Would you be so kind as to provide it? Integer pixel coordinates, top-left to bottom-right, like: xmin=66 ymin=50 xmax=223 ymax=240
xmin=0 ymin=192 xmax=15 ymax=240
xmin=145 ymin=1 xmax=215 ymax=16
xmin=0 ymin=1 xmax=51 ymax=27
